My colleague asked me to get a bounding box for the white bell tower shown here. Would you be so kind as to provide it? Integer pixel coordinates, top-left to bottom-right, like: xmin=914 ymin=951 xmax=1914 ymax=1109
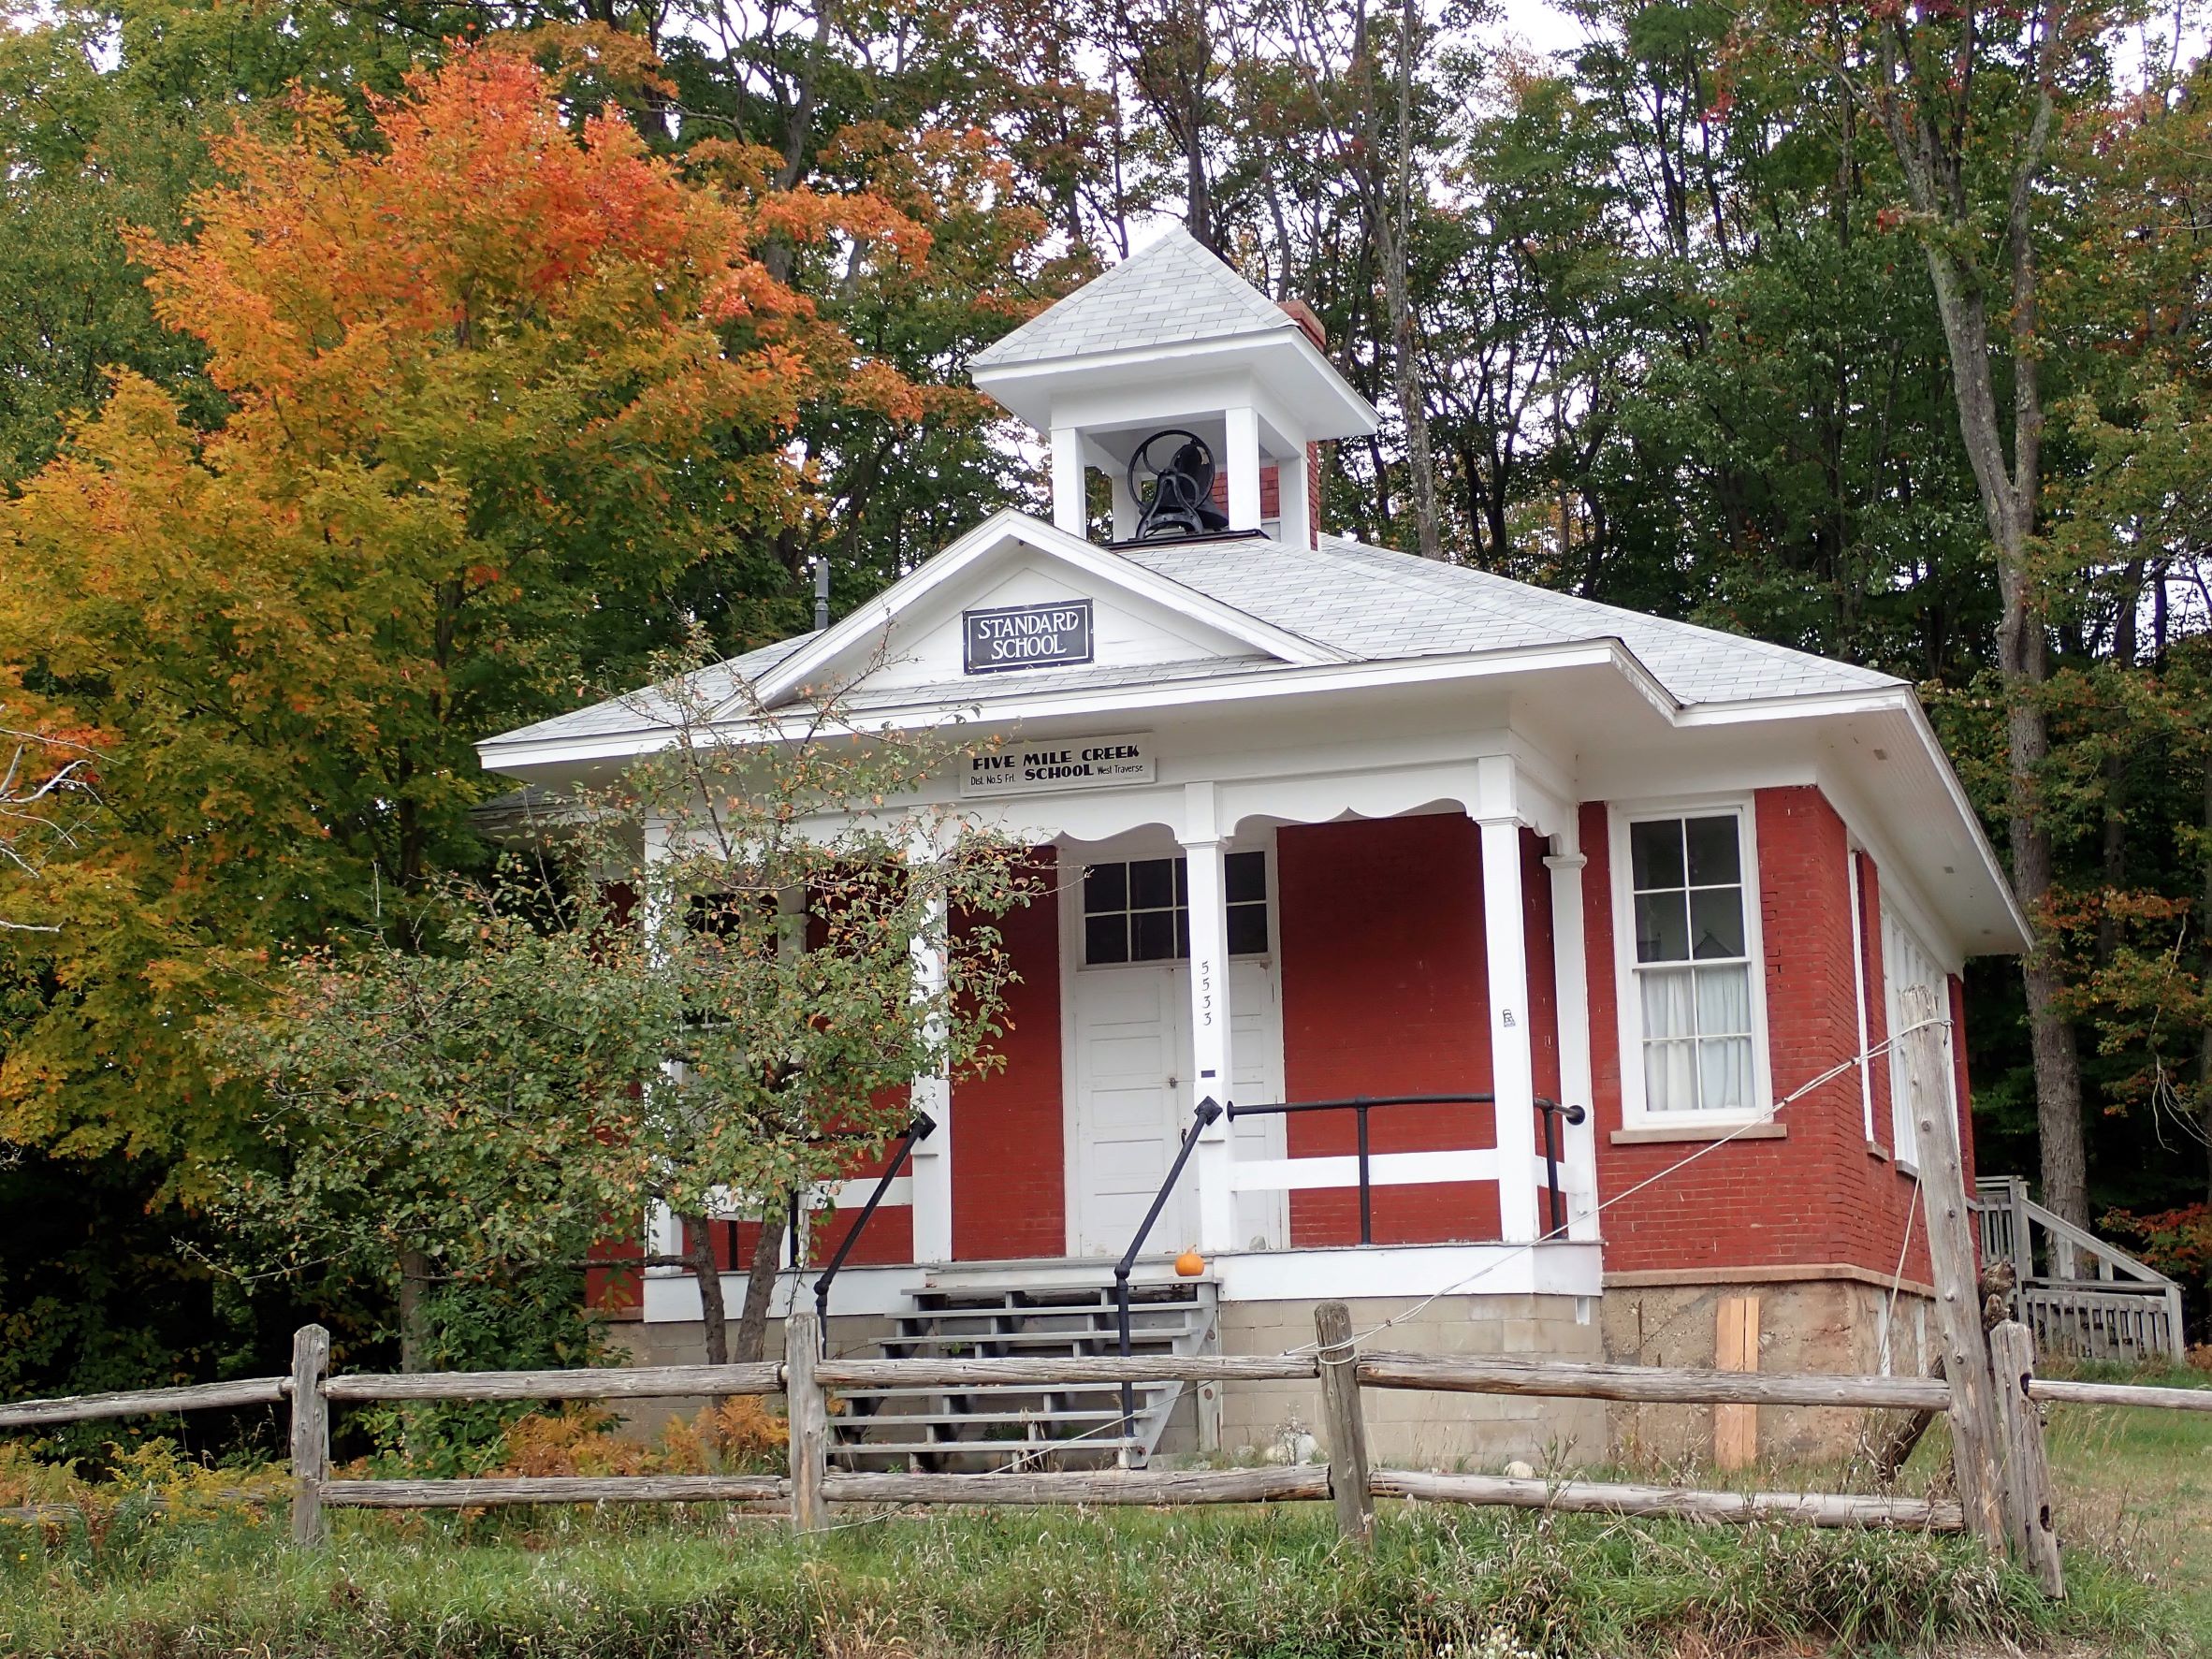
xmin=969 ymin=226 xmax=1379 ymax=548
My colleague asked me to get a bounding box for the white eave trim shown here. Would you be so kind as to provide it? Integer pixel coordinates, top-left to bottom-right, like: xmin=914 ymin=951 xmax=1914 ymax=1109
xmin=737 ymin=510 xmax=1350 ymax=714
xmin=475 ymin=638 xmax=1675 ymax=773
xmin=972 ymin=330 xmax=1382 ymax=437
xmin=1683 ymin=683 xmax=2029 ymax=952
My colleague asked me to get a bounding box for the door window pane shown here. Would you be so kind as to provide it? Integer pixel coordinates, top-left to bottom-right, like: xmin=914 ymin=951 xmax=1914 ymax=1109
xmin=1084 ymin=913 xmax=1128 ymax=965
xmin=1129 ymin=857 xmax=1177 ymax=910
xmin=1081 ymin=853 xmax=1272 ymax=966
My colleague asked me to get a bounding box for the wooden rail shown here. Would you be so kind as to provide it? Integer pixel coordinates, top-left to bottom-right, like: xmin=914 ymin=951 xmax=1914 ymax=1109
xmin=0 ymin=1376 xmax=286 ymax=1429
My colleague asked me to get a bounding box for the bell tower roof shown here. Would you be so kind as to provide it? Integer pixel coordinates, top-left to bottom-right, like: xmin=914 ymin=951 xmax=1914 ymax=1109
xmin=969 ymin=224 xmax=1378 ymax=444
xmin=974 ymin=223 xmax=1300 ymax=370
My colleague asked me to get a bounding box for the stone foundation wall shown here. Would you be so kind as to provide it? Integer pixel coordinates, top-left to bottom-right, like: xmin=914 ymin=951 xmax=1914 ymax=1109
xmin=603 ymin=1278 xmax=1928 ymax=1473
xmin=1600 ymin=1274 xmax=1934 ymax=1465
xmin=1207 ymin=1293 xmax=1608 ymax=1470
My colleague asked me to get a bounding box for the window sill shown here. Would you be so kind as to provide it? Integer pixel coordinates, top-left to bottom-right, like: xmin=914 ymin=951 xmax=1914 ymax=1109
xmin=1866 ymin=1141 xmax=1890 ymax=1162
xmin=1610 ymin=1122 xmax=1786 ymax=1145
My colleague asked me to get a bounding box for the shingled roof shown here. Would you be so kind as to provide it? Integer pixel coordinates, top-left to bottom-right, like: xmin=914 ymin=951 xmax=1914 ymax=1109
xmin=971 ymin=225 xmax=1302 ymax=370
xmin=481 ymin=529 xmax=1900 ymax=756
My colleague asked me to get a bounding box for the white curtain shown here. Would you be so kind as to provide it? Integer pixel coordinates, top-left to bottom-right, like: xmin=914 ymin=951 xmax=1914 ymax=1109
xmin=1640 ymin=968 xmax=1695 ymax=1110
xmin=1641 ymin=963 xmax=1752 ymax=1112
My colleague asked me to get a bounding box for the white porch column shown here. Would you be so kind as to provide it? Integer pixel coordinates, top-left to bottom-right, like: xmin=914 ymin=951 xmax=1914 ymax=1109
xmin=1543 ymin=830 xmax=1601 ymax=1243
xmin=907 ymin=857 xmax=954 ymax=1263
xmin=1474 ymin=759 xmax=1542 ymax=1244
xmin=1224 ymin=406 xmax=1262 ymax=531
xmin=1276 ymin=449 xmax=1312 ymax=549
xmin=1050 ymin=425 xmax=1086 ymax=537
xmin=1182 ymin=784 xmax=1238 ymax=1253
xmin=1110 ymin=473 xmax=1141 ymax=542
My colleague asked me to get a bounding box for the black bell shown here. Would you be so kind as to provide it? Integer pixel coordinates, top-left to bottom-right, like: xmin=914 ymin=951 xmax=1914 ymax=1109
xmin=1128 ymin=429 xmax=1230 ymax=540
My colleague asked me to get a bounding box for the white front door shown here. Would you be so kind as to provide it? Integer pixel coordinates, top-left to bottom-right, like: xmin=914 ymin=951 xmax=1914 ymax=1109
xmin=1071 ymin=963 xmax=1196 ymax=1256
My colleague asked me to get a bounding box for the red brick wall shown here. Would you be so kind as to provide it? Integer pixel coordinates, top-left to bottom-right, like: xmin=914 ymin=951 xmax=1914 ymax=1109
xmin=1277 ymin=815 xmax=1501 ymax=1244
xmin=1584 ymin=789 xmax=1934 ymax=1281
xmin=953 ymin=851 xmax=1066 ymax=1259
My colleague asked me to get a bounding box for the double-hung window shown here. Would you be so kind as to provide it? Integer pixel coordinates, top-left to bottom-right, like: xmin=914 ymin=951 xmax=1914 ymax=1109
xmin=1623 ymin=808 xmax=1760 ymax=1117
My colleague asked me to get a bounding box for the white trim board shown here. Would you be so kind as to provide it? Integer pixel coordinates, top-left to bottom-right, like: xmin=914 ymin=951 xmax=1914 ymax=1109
xmin=635 ymin=1241 xmax=1605 ymax=1322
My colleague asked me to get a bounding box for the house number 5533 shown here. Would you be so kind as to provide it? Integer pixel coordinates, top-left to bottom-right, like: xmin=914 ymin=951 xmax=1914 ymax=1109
xmin=1198 ymin=958 xmax=1215 ymax=1026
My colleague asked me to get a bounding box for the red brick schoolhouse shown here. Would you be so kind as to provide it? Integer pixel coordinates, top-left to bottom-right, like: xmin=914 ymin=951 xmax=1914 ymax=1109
xmin=478 ymin=226 xmax=2030 ymax=1468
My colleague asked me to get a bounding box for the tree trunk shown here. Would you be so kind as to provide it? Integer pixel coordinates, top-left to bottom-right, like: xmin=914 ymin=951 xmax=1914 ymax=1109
xmin=2202 ymin=752 xmax=2212 ymax=1204
xmin=1874 ymin=42 xmax=2088 ymax=1230
xmin=732 ymin=1203 xmax=787 ymax=1364
xmin=398 ymin=1248 xmax=431 ymax=1374
xmin=1359 ymin=0 xmax=1443 ymax=561
xmin=685 ymin=1214 xmax=729 ymax=1367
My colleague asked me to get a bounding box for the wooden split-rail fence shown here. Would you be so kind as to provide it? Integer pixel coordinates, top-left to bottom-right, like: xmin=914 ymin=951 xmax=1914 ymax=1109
xmin=4 ymin=990 xmax=2202 ymax=1601
xmin=7 ymin=1303 xmax=2210 ymax=1599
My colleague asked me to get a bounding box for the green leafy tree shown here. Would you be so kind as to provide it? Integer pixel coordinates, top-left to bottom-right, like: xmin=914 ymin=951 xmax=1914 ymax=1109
xmin=211 ymin=640 xmax=1040 ymax=1368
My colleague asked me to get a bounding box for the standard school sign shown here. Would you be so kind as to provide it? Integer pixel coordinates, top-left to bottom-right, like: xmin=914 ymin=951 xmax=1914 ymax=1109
xmin=960 ymin=735 xmax=1155 ymax=799
xmin=963 ymin=600 xmax=1094 ymax=674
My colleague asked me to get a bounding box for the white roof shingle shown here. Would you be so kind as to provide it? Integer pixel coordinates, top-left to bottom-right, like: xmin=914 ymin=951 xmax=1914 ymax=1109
xmin=971 ymin=225 xmax=1298 ymax=370
xmin=1117 ymin=535 xmax=1901 ymax=706
xmin=483 ymin=530 xmax=1900 ymax=757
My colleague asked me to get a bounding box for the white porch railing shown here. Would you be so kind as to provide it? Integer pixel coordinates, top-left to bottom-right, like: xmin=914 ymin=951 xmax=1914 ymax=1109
xmin=1972 ymin=1175 xmax=2185 ymax=1364
xmin=1222 ymin=1093 xmax=1595 ymax=1246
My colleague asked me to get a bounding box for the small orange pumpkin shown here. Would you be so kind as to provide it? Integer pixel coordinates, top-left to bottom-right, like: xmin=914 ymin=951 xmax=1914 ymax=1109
xmin=1174 ymin=1249 xmax=1206 ymax=1277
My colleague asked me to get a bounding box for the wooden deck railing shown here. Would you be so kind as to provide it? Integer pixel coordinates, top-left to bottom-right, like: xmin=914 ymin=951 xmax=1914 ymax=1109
xmin=1973 ymin=1175 xmax=2185 ymax=1363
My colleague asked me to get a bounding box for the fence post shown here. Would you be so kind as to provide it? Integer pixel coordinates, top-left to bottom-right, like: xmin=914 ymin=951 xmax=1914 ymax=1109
xmin=1314 ymin=1301 xmax=1373 ymax=1547
xmin=288 ymin=1324 xmax=330 ymax=1548
xmin=785 ymin=1312 xmax=828 ymax=1534
xmin=1988 ymin=1319 xmax=2065 ymax=1597
xmin=1900 ymin=985 xmax=2006 ymax=1553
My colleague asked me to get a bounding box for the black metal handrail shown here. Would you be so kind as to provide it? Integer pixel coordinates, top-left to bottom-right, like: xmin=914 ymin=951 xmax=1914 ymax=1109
xmin=1535 ymin=1097 xmax=1588 ymax=1238
xmin=1113 ymin=1096 xmax=1224 ymax=1440
xmin=811 ymin=1111 xmax=938 ymax=1326
xmin=1226 ymin=1091 xmax=1586 ymax=1244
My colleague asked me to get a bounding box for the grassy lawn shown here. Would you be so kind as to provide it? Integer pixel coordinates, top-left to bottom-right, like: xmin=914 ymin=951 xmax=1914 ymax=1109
xmin=2039 ymin=1370 xmax=2212 ymax=1647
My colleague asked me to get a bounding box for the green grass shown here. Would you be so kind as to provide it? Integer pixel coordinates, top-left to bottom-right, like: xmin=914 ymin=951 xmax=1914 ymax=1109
xmin=2038 ymin=1368 xmax=2212 ymax=1649
xmin=0 ymin=1498 xmax=2174 ymax=1659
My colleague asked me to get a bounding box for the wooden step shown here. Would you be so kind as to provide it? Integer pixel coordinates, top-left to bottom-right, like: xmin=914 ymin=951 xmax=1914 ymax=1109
xmin=829 ymin=1437 xmax=1144 ymax=1461
xmin=878 ymin=1327 xmax=1196 ymax=1350
xmin=837 ymin=1408 xmax=1130 ymax=1432
xmin=834 ymin=1382 xmax=1176 ymax=1404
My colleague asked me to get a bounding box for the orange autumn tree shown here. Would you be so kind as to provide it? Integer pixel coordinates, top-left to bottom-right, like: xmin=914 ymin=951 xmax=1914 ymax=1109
xmin=0 ymin=42 xmax=930 ymax=1182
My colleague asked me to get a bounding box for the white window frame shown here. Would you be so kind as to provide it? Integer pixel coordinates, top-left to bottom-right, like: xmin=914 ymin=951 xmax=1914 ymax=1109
xmin=1609 ymin=798 xmax=1775 ymax=1128
xmin=1882 ymin=899 xmax=1957 ymax=1171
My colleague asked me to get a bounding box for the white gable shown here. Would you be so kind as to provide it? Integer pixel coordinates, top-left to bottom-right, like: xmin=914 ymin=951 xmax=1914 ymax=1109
xmin=742 ymin=511 xmax=1342 ymax=712
xmin=851 ymin=551 xmax=1269 ymax=695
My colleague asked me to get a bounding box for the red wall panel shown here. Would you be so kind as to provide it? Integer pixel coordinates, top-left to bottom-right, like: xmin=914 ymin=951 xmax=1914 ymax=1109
xmin=1277 ymin=815 xmax=1502 ymax=1244
xmin=952 ymin=851 xmax=1067 ymax=1259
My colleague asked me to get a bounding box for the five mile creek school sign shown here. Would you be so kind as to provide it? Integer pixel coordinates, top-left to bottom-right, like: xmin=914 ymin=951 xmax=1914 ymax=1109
xmin=963 ymin=600 xmax=1093 ymax=674
xmin=961 ymin=734 xmax=1155 ymax=799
